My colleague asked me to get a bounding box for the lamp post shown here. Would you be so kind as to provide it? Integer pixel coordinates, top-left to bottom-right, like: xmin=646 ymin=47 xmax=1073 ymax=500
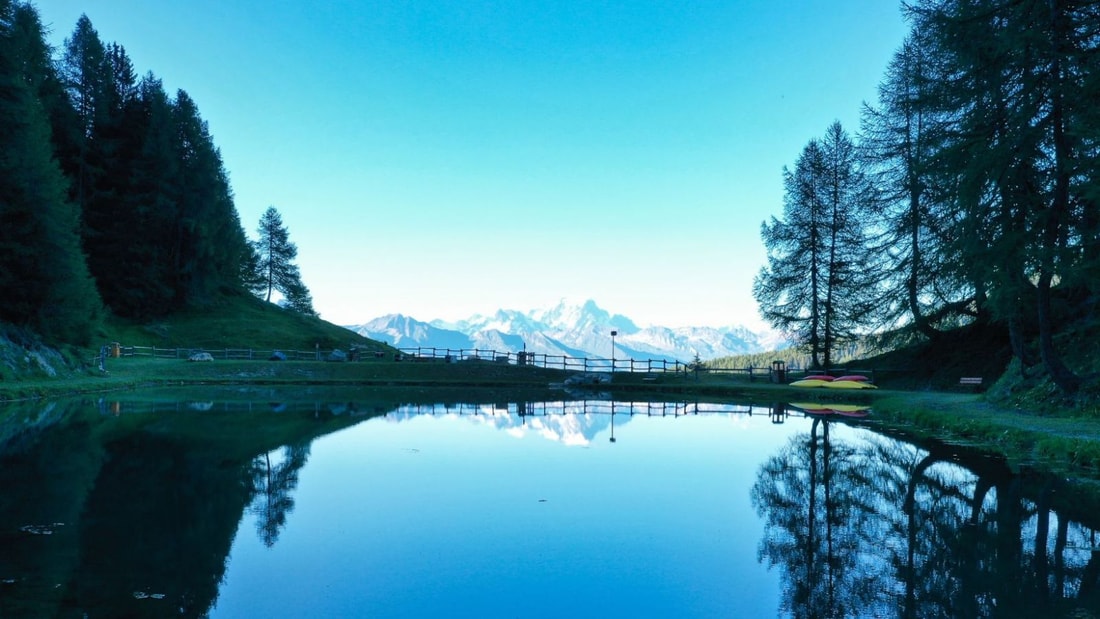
xmin=609 ymin=400 xmax=617 ymax=443
xmin=610 ymin=330 xmax=618 ymax=372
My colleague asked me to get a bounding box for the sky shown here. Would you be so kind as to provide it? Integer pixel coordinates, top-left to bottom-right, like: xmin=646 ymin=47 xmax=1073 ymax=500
xmin=36 ymin=1 xmax=909 ymax=330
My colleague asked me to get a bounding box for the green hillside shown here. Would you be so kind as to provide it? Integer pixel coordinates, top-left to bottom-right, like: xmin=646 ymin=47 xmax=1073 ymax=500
xmin=98 ymin=291 xmax=387 ymax=353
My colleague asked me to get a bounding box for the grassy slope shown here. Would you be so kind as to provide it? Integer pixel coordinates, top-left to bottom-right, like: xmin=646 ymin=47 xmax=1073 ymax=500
xmin=99 ymin=291 xmax=389 ymax=353
xmin=857 ymin=321 xmax=1015 ymax=391
xmin=852 ymin=317 xmax=1100 ymax=476
xmin=692 ymin=318 xmax=1100 ymax=477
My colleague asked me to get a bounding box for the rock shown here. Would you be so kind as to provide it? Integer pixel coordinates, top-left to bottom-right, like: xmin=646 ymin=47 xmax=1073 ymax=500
xmin=188 ymin=352 xmax=214 ymax=362
xmin=326 ymin=349 xmax=347 ymax=362
xmin=269 ymin=351 xmax=287 ymax=361
xmin=563 ymin=372 xmax=611 ymax=386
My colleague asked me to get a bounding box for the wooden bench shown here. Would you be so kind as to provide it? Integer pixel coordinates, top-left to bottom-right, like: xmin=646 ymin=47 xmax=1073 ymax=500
xmin=959 ymin=377 xmax=983 ymax=391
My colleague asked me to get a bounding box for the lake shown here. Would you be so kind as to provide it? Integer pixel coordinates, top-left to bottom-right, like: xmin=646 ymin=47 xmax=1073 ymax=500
xmin=2 ymin=386 xmax=1099 ymax=618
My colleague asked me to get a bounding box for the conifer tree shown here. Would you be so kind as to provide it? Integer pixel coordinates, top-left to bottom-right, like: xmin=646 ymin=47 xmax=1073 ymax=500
xmin=282 ymin=279 xmax=318 ymax=317
xmin=252 ymin=206 xmax=316 ymax=315
xmin=903 ymin=0 xmax=1100 ymax=393
xmin=59 ymin=14 xmax=107 ymax=220
xmin=170 ymin=89 xmax=250 ymax=304
xmin=754 ymin=123 xmax=877 ymax=369
xmin=0 ymin=0 xmax=103 ymax=343
xmin=859 ymin=33 xmax=975 ymax=342
xmin=755 ymin=141 xmax=830 ymax=368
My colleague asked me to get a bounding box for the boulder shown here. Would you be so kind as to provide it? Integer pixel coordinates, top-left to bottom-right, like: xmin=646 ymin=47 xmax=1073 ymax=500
xmin=563 ymin=372 xmax=611 ymax=386
xmin=269 ymin=351 xmax=287 ymax=361
xmin=327 ymin=349 xmax=347 ymax=362
xmin=188 ymin=352 xmax=214 ymax=362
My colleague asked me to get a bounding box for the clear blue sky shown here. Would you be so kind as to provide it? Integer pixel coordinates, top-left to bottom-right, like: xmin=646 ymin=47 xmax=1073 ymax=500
xmin=37 ymin=1 xmax=908 ymax=329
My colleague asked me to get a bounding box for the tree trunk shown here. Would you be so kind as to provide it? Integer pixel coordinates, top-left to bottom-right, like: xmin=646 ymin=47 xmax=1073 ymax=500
xmin=1035 ymin=1 xmax=1081 ymax=396
xmin=1036 ymin=270 xmax=1080 ymax=394
xmin=1006 ymin=312 xmax=1036 ymax=379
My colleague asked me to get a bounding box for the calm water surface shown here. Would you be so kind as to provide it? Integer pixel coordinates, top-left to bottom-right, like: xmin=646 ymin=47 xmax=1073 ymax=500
xmin=2 ymin=387 xmax=1099 ymax=618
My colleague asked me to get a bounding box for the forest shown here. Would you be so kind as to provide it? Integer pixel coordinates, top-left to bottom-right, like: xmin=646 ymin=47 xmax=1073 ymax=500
xmin=754 ymin=0 xmax=1100 ymax=395
xmin=0 ymin=1 xmax=311 ymax=346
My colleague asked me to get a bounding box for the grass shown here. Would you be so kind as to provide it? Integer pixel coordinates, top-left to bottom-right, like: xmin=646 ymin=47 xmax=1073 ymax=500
xmin=865 ymin=392 xmax=1100 ymax=476
xmin=97 ymin=291 xmax=387 ymax=352
xmin=0 ymin=356 xmax=573 ymax=400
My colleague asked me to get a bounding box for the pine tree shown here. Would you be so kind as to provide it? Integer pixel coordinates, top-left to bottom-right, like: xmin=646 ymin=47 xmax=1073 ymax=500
xmin=755 ymin=140 xmax=830 ymax=368
xmin=904 ymin=0 xmax=1100 ymax=393
xmin=754 ymin=123 xmax=877 ymax=369
xmin=110 ymin=74 xmax=180 ymax=316
xmin=252 ymin=206 xmax=316 ymax=315
xmin=59 ymin=14 xmax=107 ymax=223
xmin=859 ymin=33 xmax=975 ymax=342
xmin=240 ymin=240 xmax=268 ymax=298
xmin=0 ymin=0 xmax=103 ymax=343
xmin=170 ymin=89 xmax=250 ymax=304
xmin=281 ymin=279 xmax=318 ymax=317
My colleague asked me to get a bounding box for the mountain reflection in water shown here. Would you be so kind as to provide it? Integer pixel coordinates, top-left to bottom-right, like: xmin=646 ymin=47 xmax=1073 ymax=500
xmin=0 ymin=389 xmax=1098 ymax=618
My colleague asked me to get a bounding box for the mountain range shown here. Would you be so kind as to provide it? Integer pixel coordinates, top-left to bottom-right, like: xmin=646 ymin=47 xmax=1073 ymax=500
xmin=345 ymin=299 xmax=785 ymax=362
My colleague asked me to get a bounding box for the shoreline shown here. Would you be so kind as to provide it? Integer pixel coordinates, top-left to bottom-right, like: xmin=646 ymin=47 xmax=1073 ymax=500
xmin=3 ymin=357 xmax=1099 ymax=480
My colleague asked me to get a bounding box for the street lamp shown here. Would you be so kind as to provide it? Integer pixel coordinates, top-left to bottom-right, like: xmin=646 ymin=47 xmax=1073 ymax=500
xmin=610 ymin=330 xmax=618 ymax=372
xmin=609 ymin=401 xmax=617 ymax=443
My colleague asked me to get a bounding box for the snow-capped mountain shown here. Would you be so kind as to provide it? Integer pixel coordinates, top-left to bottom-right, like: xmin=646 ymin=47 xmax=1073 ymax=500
xmin=382 ymin=402 xmax=628 ymax=447
xmin=346 ymin=299 xmax=786 ymax=362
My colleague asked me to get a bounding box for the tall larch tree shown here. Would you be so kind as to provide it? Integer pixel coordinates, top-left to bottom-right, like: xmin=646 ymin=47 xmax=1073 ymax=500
xmin=755 ymin=140 xmax=830 ymax=368
xmin=859 ymin=32 xmax=977 ymax=343
xmin=906 ymin=0 xmax=1100 ymax=394
xmin=755 ymin=123 xmax=877 ymax=369
xmin=58 ymin=14 xmax=107 ymax=225
xmin=817 ymin=121 xmax=880 ymax=364
xmin=0 ymin=0 xmax=102 ymax=343
xmin=170 ymin=89 xmax=250 ymax=305
xmin=252 ymin=206 xmax=316 ymax=315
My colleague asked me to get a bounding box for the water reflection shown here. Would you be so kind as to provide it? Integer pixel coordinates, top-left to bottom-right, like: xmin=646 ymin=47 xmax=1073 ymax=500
xmin=753 ymin=416 xmax=1100 ymax=618
xmin=383 ymin=400 xmax=776 ymax=446
xmin=0 ymin=391 xmax=373 ymax=618
xmin=250 ymin=443 xmax=310 ymax=547
xmin=1 ymin=391 xmax=1099 ymax=617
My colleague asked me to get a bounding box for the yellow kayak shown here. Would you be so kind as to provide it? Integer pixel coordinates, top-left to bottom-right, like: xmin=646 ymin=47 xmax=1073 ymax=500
xmin=789 ymin=379 xmax=833 ymax=388
xmin=790 ymin=402 xmax=872 ymax=418
xmin=822 ymin=380 xmax=877 ymax=389
xmin=789 ymin=402 xmax=833 ymax=413
xmin=829 ymin=403 xmax=872 ymax=412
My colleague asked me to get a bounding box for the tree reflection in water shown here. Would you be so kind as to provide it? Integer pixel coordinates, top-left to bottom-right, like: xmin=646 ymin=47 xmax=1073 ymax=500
xmin=248 ymin=443 xmax=311 ymax=547
xmin=752 ymin=418 xmax=1100 ymax=618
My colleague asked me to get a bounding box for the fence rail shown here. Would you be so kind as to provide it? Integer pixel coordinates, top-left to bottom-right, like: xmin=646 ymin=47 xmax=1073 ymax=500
xmin=98 ymin=344 xmax=359 ymax=363
xmin=119 ymin=345 xmax=334 ymax=361
xmin=394 ymin=346 xmax=688 ymax=374
xmin=93 ymin=343 xmax=878 ymax=382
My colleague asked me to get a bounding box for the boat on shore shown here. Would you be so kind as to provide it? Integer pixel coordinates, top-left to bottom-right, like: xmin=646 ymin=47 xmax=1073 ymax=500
xmin=790 ymin=374 xmax=876 ymax=389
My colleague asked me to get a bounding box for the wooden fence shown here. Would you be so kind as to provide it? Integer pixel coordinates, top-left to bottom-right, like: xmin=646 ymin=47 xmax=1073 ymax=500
xmin=105 ymin=344 xmax=356 ymax=362
xmin=394 ymin=346 xmax=688 ymax=374
xmin=95 ymin=343 xmax=877 ymax=382
xmin=97 ymin=343 xmax=687 ymax=374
